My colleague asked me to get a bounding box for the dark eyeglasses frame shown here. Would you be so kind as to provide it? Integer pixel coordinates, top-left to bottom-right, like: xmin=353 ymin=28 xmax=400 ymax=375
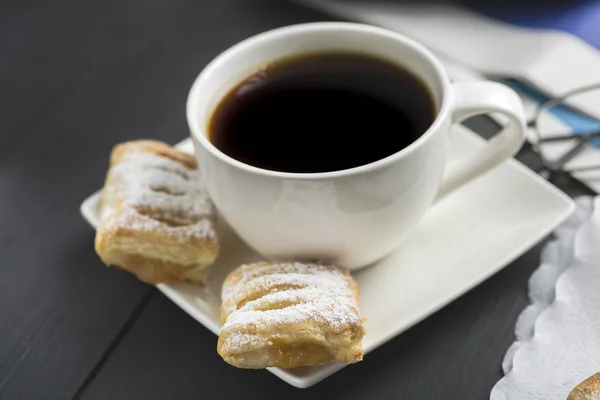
xmin=527 ymin=83 xmax=600 ymax=179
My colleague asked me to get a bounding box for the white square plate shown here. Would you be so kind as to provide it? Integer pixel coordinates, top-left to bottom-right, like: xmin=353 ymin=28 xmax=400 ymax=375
xmin=80 ymin=125 xmax=574 ymax=388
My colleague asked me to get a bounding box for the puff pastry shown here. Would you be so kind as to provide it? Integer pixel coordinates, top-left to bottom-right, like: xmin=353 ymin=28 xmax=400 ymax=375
xmin=568 ymin=372 xmax=600 ymax=400
xmin=217 ymin=261 xmax=365 ymax=369
xmin=95 ymin=140 xmax=218 ymax=285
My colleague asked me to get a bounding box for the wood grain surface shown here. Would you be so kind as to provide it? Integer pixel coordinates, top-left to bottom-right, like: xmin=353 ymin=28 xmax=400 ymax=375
xmin=0 ymin=0 xmax=592 ymax=399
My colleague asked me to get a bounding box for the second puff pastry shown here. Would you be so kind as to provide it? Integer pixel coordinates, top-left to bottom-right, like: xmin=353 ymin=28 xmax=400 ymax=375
xmin=218 ymin=261 xmax=365 ymax=369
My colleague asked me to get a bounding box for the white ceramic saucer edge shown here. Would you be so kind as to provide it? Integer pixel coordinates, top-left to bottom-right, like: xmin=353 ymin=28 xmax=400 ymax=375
xmin=80 ymin=125 xmax=574 ymax=388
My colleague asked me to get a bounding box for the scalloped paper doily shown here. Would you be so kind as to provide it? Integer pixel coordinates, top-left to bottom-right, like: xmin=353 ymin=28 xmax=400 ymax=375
xmin=491 ymin=196 xmax=600 ymax=399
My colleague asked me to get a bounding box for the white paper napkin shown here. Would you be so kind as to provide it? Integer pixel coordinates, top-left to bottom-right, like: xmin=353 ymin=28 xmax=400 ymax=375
xmin=491 ymin=196 xmax=600 ymax=399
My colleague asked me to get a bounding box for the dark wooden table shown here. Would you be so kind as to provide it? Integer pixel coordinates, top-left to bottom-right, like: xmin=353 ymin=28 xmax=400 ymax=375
xmin=0 ymin=1 xmax=592 ymax=399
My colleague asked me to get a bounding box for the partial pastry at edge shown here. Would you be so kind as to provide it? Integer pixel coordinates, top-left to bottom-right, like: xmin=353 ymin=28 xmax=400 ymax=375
xmin=217 ymin=261 xmax=365 ymax=369
xmin=94 ymin=140 xmax=218 ymax=285
xmin=568 ymin=372 xmax=600 ymax=400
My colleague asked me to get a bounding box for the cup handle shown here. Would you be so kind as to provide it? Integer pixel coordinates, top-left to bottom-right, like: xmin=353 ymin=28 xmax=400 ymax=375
xmin=437 ymin=81 xmax=527 ymax=198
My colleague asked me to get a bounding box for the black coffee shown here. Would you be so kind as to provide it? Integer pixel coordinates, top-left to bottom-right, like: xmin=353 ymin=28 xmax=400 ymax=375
xmin=208 ymin=52 xmax=435 ymax=173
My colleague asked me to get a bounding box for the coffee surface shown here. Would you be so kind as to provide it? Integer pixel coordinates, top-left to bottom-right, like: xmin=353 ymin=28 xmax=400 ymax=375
xmin=208 ymin=53 xmax=435 ymax=173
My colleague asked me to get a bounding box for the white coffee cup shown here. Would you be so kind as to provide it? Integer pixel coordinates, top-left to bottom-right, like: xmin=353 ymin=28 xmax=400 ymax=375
xmin=187 ymin=22 xmax=526 ymax=270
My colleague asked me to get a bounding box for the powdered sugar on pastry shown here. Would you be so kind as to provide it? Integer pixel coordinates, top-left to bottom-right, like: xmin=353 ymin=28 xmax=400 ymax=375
xmin=113 ymin=210 xmax=216 ymax=240
xmin=224 ymin=278 xmax=358 ymax=330
xmin=102 ymin=148 xmax=216 ymax=241
xmin=221 ymin=262 xmax=357 ymax=319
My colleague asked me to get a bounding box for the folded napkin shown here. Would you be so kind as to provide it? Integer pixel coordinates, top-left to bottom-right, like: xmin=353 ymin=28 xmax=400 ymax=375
xmin=491 ymin=196 xmax=600 ymax=399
